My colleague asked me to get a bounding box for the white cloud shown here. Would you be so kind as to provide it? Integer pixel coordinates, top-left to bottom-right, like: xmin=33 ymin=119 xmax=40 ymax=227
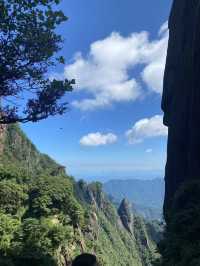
xmin=80 ymin=132 xmax=117 ymax=146
xmin=146 ymin=149 xmax=153 ymax=153
xmin=126 ymin=115 xmax=168 ymax=144
xmin=141 ymin=26 xmax=168 ymax=94
xmin=159 ymin=21 xmax=169 ymax=36
xmin=61 ymin=22 xmax=168 ymax=110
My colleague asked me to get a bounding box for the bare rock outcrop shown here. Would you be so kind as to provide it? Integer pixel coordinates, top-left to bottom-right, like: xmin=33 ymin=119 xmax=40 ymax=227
xmin=118 ymin=198 xmax=134 ymax=234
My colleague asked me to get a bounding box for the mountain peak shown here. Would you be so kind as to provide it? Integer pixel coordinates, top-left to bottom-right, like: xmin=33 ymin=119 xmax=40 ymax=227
xmin=118 ymin=198 xmax=134 ymax=234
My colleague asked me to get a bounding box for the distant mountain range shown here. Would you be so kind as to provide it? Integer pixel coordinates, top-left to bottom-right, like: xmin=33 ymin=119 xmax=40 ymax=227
xmin=103 ymin=178 xmax=165 ymax=220
xmin=74 ymin=171 xmax=164 ymax=183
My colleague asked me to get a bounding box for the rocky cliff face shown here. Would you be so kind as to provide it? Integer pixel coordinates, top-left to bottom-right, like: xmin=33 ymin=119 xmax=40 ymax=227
xmin=162 ymin=0 xmax=200 ymax=220
xmin=118 ymin=198 xmax=134 ymax=234
xmin=70 ymin=180 xmax=159 ymax=266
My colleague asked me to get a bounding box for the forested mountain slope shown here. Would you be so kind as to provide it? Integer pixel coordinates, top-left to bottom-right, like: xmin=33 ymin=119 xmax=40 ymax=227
xmin=0 ymin=124 xmax=159 ymax=266
xmin=0 ymin=124 xmax=65 ymax=177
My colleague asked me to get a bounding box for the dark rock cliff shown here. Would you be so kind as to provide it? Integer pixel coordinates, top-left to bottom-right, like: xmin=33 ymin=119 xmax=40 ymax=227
xmin=162 ymin=0 xmax=200 ymax=220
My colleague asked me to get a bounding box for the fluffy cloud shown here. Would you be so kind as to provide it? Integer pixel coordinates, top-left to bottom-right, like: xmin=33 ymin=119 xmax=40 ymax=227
xmin=126 ymin=115 xmax=168 ymax=144
xmin=80 ymin=132 xmax=117 ymax=146
xmin=141 ymin=22 xmax=168 ymax=94
xmin=146 ymin=149 xmax=153 ymax=153
xmin=62 ymin=22 xmax=168 ymax=110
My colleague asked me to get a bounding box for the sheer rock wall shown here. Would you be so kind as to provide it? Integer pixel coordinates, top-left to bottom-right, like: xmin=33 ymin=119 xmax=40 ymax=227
xmin=162 ymin=0 xmax=200 ymax=220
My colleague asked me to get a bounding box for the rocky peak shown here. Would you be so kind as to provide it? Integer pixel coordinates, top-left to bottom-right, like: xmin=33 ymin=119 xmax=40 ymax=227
xmin=118 ymin=198 xmax=133 ymax=234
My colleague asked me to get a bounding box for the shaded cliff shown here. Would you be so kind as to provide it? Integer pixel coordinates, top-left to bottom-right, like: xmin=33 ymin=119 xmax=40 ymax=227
xmin=158 ymin=1 xmax=200 ymax=265
xmin=162 ymin=0 xmax=200 ymax=220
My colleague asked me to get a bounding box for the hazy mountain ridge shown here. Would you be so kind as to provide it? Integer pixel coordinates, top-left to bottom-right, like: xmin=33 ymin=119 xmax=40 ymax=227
xmin=104 ymin=178 xmax=164 ymax=220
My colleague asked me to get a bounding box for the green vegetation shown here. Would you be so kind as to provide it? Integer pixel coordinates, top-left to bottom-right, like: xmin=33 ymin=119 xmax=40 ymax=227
xmin=0 ymin=0 xmax=74 ymax=124
xmin=1 ymin=125 xmax=66 ymax=177
xmin=0 ymin=125 xmax=85 ymax=265
xmin=0 ymin=124 xmax=159 ymax=265
xmin=155 ymin=180 xmax=200 ymax=266
xmin=0 ymin=167 xmax=83 ymax=265
xmin=0 ymin=0 xmax=163 ymax=264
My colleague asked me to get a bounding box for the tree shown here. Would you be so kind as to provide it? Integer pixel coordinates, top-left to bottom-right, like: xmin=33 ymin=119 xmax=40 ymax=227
xmin=0 ymin=0 xmax=74 ymax=124
xmin=0 ymin=180 xmax=28 ymax=215
xmin=17 ymin=218 xmax=72 ymax=258
xmin=28 ymin=175 xmax=85 ymax=227
xmin=0 ymin=213 xmax=20 ymax=256
xmin=156 ymin=180 xmax=200 ymax=266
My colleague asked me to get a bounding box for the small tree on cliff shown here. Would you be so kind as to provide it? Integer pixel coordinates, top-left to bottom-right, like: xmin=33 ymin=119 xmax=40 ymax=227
xmin=0 ymin=0 xmax=74 ymax=124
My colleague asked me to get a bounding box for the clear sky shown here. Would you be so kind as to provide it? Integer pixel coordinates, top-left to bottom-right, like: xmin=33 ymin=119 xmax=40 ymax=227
xmin=22 ymin=0 xmax=173 ymax=181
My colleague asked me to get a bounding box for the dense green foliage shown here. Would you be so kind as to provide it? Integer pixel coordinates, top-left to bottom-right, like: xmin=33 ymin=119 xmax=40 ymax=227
xmin=1 ymin=124 xmax=66 ymax=177
xmin=76 ymin=181 xmax=159 ymax=266
xmin=0 ymin=0 xmax=74 ymax=124
xmin=155 ymin=180 xmax=200 ymax=266
xmin=0 ymin=166 xmax=84 ymax=266
xmin=0 ymin=179 xmax=28 ymax=215
xmin=0 ymin=124 xmax=160 ymax=265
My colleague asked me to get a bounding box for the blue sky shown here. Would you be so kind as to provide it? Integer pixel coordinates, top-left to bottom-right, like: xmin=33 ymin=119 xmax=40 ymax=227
xmin=22 ymin=0 xmax=172 ymax=181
